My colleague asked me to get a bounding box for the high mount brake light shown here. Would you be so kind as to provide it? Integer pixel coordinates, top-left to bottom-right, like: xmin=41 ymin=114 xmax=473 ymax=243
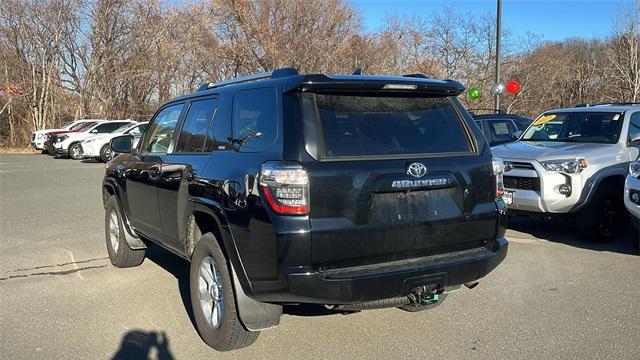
xmin=492 ymin=157 xmax=505 ymax=198
xmin=259 ymin=162 xmax=309 ymax=215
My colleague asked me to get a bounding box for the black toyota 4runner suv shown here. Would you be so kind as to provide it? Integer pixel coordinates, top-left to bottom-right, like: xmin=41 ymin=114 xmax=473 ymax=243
xmin=103 ymin=68 xmax=508 ymax=351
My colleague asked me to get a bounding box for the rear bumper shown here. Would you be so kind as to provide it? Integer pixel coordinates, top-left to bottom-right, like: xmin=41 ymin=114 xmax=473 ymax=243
xmin=265 ymin=237 xmax=507 ymax=304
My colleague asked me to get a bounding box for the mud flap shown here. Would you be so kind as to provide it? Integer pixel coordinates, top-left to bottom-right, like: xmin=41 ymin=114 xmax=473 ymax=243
xmin=231 ymin=265 xmax=282 ymax=331
xmin=114 ymin=195 xmax=147 ymax=250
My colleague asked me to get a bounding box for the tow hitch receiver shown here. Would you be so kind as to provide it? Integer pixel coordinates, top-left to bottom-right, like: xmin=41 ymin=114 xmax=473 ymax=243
xmin=408 ymin=285 xmax=442 ymax=305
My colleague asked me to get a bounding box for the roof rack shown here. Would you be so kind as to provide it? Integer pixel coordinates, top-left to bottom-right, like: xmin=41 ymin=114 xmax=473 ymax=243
xmin=467 ymin=108 xmax=507 ymax=115
xmin=403 ymin=73 xmax=429 ymax=79
xmin=576 ymin=102 xmax=640 ymax=107
xmin=198 ymin=67 xmax=299 ymax=91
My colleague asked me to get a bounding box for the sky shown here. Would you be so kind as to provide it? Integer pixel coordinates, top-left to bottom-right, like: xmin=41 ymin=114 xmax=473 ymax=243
xmin=352 ymin=0 xmax=623 ymax=41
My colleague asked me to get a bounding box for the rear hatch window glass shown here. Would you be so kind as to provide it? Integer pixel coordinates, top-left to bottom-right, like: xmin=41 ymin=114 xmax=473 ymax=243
xmin=303 ymin=94 xmax=471 ymax=158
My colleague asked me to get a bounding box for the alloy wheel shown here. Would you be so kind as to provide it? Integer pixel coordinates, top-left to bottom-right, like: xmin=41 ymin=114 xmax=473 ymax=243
xmin=109 ymin=210 xmax=120 ymax=253
xmin=198 ymin=256 xmax=224 ymax=329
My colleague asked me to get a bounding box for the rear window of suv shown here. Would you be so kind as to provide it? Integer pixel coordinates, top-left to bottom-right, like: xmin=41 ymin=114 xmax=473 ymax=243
xmin=302 ymin=94 xmax=471 ymax=158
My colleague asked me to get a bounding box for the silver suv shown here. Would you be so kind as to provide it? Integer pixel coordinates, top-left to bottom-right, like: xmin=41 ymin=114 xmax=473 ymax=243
xmin=492 ymin=104 xmax=640 ymax=242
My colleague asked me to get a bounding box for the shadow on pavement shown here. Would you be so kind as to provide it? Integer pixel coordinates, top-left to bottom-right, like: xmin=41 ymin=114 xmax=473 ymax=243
xmin=145 ymin=245 xmax=345 ymax=322
xmin=145 ymin=247 xmax=197 ymax=329
xmin=508 ymin=215 xmax=637 ymax=255
xmin=81 ymin=158 xmax=100 ymax=163
xmin=111 ymin=330 xmax=174 ymax=360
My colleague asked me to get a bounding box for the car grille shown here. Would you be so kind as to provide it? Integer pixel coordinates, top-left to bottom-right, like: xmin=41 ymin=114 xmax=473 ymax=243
xmin=509 ymin=162 xmax=535 ymax=170
xmin=504 ymin=176 xmax=540 ymax=191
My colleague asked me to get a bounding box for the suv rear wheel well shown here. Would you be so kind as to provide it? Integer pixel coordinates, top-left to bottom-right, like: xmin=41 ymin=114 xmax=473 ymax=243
xmin=102 ymin=185 xmax=115 ymax=208
xmin=189 ymin=211 xmax=226 ymax=259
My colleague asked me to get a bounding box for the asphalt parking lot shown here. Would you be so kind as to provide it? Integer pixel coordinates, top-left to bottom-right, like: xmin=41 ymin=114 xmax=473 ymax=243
xmin=1 ymin=154 xmax=639 ymax=360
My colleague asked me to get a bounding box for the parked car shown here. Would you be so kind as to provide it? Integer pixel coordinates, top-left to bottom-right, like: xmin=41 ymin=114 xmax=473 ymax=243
xmin=492 ymin=104 xmax=640 ymax=242
xmin=50 ymin=120 xmax=134 ymax=159
xmin=472 ymin=113 xmax=533 ymax=147
xmin=625 ymin=160 xmax=640 ymax=252
xmin=32 ymin=120 xmax=99 ymax=152
xmin=103 ymin=68 xmax=508 ymax=351
xmin=43 ymin=121 xmax=104 ymax=154
xmin=80 ymin=122 xmax=147 ymax=162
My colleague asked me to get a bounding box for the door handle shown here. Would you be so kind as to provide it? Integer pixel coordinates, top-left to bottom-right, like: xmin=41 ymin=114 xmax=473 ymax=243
xmin=148 ymin=164 xmax=161 ymax=179
xmin=185 ymin=169 xmax=197 ymax=181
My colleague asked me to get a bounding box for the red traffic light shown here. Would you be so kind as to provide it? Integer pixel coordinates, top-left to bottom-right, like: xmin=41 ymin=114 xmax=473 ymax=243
xmin=506 ymin=80 xmax=521 ymax=95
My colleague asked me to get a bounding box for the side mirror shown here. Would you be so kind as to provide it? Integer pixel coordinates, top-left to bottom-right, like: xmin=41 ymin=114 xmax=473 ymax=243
xmin=110 ymin=135 xmax=134 ymax=155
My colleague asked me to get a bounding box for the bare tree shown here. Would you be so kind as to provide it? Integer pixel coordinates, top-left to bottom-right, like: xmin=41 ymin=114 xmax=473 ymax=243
xmin=608 ymin=0 xmax=640 ymax=102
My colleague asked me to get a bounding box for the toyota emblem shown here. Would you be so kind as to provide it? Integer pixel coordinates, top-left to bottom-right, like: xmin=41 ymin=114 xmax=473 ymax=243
xmin=407 ymin=162 xmax=427 ymax=178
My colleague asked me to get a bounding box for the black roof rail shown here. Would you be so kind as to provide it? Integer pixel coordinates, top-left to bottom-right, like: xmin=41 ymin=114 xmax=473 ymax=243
xmin=198 ymin=67 xmax=299 ymax=91
xmin=403 ymin=73 xmax=429 ymax=79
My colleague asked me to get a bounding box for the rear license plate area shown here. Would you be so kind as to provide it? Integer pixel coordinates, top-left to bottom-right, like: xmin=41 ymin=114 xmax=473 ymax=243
xmin=369 ymin=190 xmax=460 ymax=223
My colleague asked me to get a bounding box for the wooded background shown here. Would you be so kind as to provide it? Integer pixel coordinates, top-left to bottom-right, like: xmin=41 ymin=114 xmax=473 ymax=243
xmin=1 ymin=0 xmax=638 ymax=147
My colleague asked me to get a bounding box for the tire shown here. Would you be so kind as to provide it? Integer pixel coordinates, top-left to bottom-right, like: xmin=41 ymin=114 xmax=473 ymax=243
xmin=68 ymin=142 xmax=82 ymax=160
xmin=189 ymin=233 xmax=259 ymax=351
xmin=99 ymin=144 xmax=112 ymax=163
xmin=399 ymin=293 xmax=447 ymax=312
xmin=105 ymin=196 xmax=145 ymax=268
xmin=576 ymin=183 xmax=625 ymax=243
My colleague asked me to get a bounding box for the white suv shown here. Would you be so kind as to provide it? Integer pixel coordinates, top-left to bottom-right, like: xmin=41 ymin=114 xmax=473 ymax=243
xmin=52 ymin=120 xmax=134 ymax=159
xmin=80 ymin=122 xmax=147 ymax=162
xmin=31 ymin=120 xmax=97 ymax=151
xmin=492 ymin=104 xmax=640 ymax=242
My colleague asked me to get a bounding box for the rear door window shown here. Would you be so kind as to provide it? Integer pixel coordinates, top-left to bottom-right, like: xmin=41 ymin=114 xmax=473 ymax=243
xmin=175 ymin=98 xmax=217 ymax=153
xmin=232 ymin=88 xmax=278 ymax=152
xmin=304 ymin=94 xmax=471 ymax=158
xmin=487 ymin=120 xmax=516 ymax=145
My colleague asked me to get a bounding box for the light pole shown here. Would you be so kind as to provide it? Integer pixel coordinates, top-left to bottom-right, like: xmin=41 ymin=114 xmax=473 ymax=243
xmin=494 ymin=0 xmax=502 ymax=113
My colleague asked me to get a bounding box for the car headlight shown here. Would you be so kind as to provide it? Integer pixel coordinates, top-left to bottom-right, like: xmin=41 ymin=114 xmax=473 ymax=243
xmin=57 ymin=135 xmax=69 ymax=142
xmin=541 ymin=158 xmax=587 ymax=174
xmin=630 ymin=161 xmax=640 ymax=178
xmin=37 ymin=133 xmax=44 ymax=140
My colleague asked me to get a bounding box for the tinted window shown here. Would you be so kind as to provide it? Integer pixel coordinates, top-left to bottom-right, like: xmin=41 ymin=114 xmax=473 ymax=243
xmin=522 ymin=112 xmax=623 ymax=144
xmin=232 ymin=88 xmax=278 ymax=152
xmin=628 ymin=112 xmax=640 ymax=142
xmin=487 ymin=120 xmax=516 ymax=145
xmin=93 ymin=122 xmax=130 ymax=133
xmin=306 ymin=94 xmax=470 ymax=157
xmin=140 ymin=104 xmax=184 ymax=154
xmin=125 ymin=124 xmax=146 ymax=136
xmin=176 ymin=99 xmax=217 ymax=153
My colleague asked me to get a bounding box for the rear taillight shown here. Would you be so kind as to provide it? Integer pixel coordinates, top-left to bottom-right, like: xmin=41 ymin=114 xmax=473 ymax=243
xmin=492 ymin=157 xmax=505 ymax=198
xmin=259 ymin=162 xmax=309 ymax=215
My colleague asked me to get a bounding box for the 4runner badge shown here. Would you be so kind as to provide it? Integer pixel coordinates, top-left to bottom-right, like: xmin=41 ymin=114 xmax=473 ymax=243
xmin=407 ymin=162 xmax=427 ymax=178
